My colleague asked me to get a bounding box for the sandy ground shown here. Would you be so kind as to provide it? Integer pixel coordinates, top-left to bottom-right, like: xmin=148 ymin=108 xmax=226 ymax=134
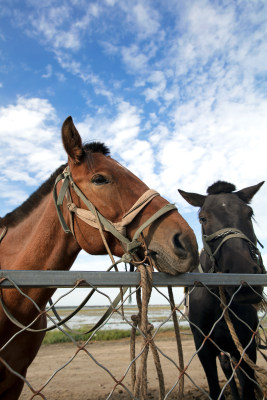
xmin=18 ymin=332 xmax=266 ymax=400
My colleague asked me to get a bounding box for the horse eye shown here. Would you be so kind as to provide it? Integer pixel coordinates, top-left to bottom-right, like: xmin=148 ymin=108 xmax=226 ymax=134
xmin=91 ymin=174 xmax=109 ymax=185
xmin=199 ymin=216 xmax=207 ymax=224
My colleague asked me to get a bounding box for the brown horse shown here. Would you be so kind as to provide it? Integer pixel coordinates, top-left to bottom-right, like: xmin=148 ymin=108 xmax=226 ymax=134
xmin=0 ymin=116 xmax=198 ymax=399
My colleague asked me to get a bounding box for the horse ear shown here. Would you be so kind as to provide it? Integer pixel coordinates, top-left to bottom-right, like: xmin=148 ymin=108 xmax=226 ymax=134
xmin=61 ymin=116 xmax=83 ymax=164
xmin=236 ymin=181 xmax=265 ymax=203
xmin=178 ymin=189 xmax=206 ymax=207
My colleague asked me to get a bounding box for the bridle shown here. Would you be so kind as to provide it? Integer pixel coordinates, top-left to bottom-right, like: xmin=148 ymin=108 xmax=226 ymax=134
xmin=53 ymin=166 xmax=177 ymax=260
xmin=201 ymin=227 xmax=265 ymax=273
xmin=0 ymin=166 xmax=177 ymax=334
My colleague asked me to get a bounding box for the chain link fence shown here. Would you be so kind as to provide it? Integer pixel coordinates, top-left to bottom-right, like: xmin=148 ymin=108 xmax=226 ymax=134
xmin=0 ymin=270 xmax=266 ymax=400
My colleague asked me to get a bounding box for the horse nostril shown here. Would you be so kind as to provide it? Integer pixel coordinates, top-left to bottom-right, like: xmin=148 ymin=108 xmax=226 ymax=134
xmin=173 ymin=233 xmax=188 ymax=259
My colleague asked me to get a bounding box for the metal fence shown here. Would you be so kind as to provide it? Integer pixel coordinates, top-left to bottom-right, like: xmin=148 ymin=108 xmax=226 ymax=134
xmin=0 ymin=270 xmax=266 ymax=400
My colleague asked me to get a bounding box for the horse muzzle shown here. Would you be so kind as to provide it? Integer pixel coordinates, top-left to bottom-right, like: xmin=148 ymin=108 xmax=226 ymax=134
xmin=148 ymin=232 xmax=199 ymax=275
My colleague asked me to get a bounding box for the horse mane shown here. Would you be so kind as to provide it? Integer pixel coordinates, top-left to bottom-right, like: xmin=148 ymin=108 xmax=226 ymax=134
xmin=0 ymin=142 xmax=110 ymax=228
xmin=207 ymin=181 xmax=236 ymax=195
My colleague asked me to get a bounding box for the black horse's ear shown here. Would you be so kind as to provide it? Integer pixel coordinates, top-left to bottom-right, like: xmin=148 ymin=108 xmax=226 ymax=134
xmin=236 ymin=181 xmax=265 ymax=203
xmin=62 ymin=116 xmax=83 ymax=164
xmin=178 ymin=189 xmax=206 ymax=207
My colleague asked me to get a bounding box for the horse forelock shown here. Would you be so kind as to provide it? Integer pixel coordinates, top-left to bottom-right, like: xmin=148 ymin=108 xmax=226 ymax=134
xmin=207 ymin=181 xmax=236 ymax=195
xmin=83 ymin=142 xmax=110 ymax=156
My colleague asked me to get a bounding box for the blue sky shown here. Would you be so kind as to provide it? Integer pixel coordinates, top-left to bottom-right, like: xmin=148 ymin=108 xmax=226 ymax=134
xmin=0 ymin=0 xmax=266 ymax=305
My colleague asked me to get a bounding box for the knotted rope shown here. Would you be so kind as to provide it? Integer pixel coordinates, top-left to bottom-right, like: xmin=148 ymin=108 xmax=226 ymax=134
xmin=130 ymin=263 xmax=165 ymax=400
xmin=219 ymin=286 xmax=267 ymax=398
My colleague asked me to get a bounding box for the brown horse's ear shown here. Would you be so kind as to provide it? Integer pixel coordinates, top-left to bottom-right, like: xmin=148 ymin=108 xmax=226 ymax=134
xmin=236 ymin=181 xmax=265 ymax=203
xmin=178 ymin=189 xmax=206 ymax=207
xmin=61 ymin=116 xmax=83 ymax=164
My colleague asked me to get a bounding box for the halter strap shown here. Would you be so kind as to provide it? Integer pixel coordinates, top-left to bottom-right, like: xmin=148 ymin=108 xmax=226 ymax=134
xmin=68 ymin=188 xmax=160 ymax=235
xmin=53 ymin=166 xmax=177 ymax=254
xmin=202 ymin=227 xmax=264 ymax=271
xmin=0 ymin=226 xmax=7 ymax=243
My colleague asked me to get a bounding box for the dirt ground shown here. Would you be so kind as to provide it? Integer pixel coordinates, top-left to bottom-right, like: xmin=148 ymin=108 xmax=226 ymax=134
xmin=19 ymin=333 xmax=266 ymax=400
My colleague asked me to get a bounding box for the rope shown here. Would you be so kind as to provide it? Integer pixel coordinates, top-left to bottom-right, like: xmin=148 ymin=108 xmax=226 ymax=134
xmin=219 ymin=286 xmax=267 ymax=398
xmin=94 ymin=209 xmax=125 ymax=319
xmin=168 ymin=286 xmax=184 ymax=399
xmin=130 ymin=263 xmax=165 ymax=400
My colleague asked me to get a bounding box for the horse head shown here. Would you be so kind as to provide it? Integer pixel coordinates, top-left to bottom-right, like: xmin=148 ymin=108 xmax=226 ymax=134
xmin=178 ymin=181 xmax=265 ymax=303
xmin=58 ymin=116 xmax=199 ymax=274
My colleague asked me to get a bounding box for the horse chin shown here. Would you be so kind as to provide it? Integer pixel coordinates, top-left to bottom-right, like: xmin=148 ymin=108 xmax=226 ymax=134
xmin=151 ymin=254 xmax=180 ymax=275
xmin=149 ymin=244 xmax=197 ymax=275
xmin=226 ymin=286 xmax=263 ymax=305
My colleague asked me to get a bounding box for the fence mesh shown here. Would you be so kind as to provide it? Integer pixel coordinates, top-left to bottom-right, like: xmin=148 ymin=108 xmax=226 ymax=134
xmin=0 ymin=270 xmax=266 ymax=400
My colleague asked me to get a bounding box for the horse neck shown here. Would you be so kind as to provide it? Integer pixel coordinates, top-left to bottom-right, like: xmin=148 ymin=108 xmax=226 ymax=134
xmin=0 ymin=192 xmax=80 ymax=309
xmin=1 ymin=192 xmax=80 ymax=269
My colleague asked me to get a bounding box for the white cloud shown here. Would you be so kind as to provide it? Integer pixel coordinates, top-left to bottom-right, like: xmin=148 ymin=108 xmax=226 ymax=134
xmin=42 ymin=64 xmax=52 ymax=78
xmin=109 ymin=102 xmax=140 ymax=137
xmin=55 ymin=72 xmax=66 ymax=82
xmin=143 ymin=70 xmax=166 ymax=102
xmin=131 ymin=3 xmax=160 ymax=38
xmin=105 ymin=0 xmax=117 ymax=6
xmin=121 ymin=44 xmax=150 ymax=74
xmin=75 ymin=101 xmax=159 ymax=189
xmin=188 ymin=1 xmax=234 ymax=56
xmin=100 ymin=40 xmax=119 ymax=56
xmin=0 ymin=97 xmax=56 ymax=138
xmin=27 ymin=3 xmax=98 ymax=51
xmin=54 ymin=51 xmax=113 ymax=101
xmin=0 ymin=183 xmax=29 ymax=206
xmin=0 ymin=97 xmax=63 ymax=199
xmin=157 ymin=93 xmax=267 ymax=239
xmin=77 ymin=101 xmax=141 ymax=147
xmin=111 ymin=0 xmax=162 ymax=41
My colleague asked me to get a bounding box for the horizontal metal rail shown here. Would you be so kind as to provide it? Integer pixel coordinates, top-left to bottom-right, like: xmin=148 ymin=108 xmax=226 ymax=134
xmin=0 ymin=270 xmax=266 ymax=288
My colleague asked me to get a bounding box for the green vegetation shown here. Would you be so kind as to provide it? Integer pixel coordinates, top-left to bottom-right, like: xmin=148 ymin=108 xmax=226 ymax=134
xmin=43 ymin=327 xmax=138 ymax=345
xmin=42 ymin=325 xmax=193 ymax=345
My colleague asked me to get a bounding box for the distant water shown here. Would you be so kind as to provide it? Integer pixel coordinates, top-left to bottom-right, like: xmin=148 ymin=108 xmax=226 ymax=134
xmin=47 ymin=305 xmax=189 ymax=331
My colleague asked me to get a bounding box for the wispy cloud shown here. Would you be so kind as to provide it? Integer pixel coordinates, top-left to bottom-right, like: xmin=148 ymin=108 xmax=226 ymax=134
xmin=0 ymin=0 xmax=266 ymax=248
xmin=42 ymin=64 xmax=52 ymax=78
xmin=27 ymin=3 xmax=99 ymax=51
xmin=121 ymin=1 xmax=161 ymax=39
xmin=0 ymin=97 xmax=63 ymax=194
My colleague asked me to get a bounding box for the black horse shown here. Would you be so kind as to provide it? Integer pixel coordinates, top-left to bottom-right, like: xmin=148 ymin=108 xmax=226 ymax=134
xmin=179 ymin=181 xmax=265 ymax=400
